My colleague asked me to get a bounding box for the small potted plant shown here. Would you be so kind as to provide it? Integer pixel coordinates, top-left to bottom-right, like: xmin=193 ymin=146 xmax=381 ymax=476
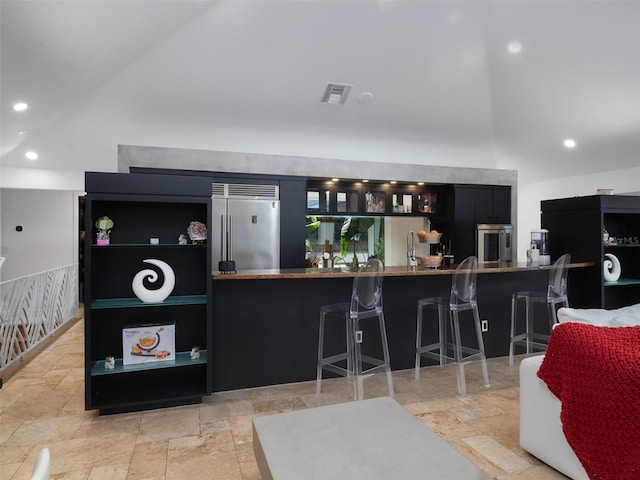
xmin=95 ymin=216 xmax=114 ymax=245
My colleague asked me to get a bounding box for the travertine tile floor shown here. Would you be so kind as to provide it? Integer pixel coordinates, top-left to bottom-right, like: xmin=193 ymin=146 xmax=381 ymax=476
xmin=0 ymin=319 xmax=569 ymax=479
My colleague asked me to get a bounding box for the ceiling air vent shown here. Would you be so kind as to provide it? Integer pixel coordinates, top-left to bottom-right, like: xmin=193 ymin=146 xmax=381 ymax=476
xmin=321 ymin=83 xmax=353 ymax=105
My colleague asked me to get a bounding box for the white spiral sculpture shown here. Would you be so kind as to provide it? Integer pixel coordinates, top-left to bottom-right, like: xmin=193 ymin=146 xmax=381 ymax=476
xmin=603 ymin=253 xmax=621 ymax=282
xmin=132 ymin=259 xmax=176 ymax=303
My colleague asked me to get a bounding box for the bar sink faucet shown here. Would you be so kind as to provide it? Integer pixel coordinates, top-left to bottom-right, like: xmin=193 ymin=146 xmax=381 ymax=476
xmin=407 ymin=231 xmax=418 ymax=269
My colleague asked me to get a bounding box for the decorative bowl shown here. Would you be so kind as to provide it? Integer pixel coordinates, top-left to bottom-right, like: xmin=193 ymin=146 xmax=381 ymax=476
xmin=420 ymin=255 xmax=442 ymax=268
xmin=419 ymin=232 xmax=442 ymax=244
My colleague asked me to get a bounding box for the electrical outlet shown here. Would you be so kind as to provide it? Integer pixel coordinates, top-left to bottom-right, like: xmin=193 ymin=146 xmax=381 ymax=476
xmin=481 ymin=320 xmax=489 ymax=332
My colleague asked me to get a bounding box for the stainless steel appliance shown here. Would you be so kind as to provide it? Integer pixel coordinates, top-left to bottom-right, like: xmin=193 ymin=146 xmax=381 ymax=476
xmin=476 ymin=224 xmax=513 ymax=263
xmin=530 ymin=229 xmax=550 ymax=265
xmin=212 ymin=183 xmax=280 ymax=272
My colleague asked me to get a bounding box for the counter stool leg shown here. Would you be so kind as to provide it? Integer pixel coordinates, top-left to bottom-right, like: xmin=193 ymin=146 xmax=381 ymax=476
xmin=451 ymin=311 xmax=466 ymax=396
xmin=547 ymin=299 xmax=567 ymax=330
xmin=547 ymin=302 xmax=556 ymax=332
xmin=352 ymin=316 xmax=363 ymax=400
xmin=415 ymin=302 xmax=424 ymax=380
xmin=525 ymin=297 xmax=533 ymax=354
xmin=345 ymin=312 xmax=356 ymax=397
xmin=316 ymin=311 xmax=327 ymax=395
xmin=472 ymin=305 xmax=490 ymax=389
xmin=378 ymin=311 xmax=394 ymax=398
xmin=438 ymin=303 xmax=447 ymax=366
xmin=345 ymin=312 xmax=353 ymax=382
xmin=509 ymin=294 xmax=518 ymax=367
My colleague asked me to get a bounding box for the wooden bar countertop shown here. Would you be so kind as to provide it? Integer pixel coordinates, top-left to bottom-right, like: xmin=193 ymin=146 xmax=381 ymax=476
xmin=212 ymin=261 xmax=594 ymax=280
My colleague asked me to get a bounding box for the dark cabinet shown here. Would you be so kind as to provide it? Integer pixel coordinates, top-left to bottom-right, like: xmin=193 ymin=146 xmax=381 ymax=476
xmin=542 ymin=194 xmax=640 ymax=309
xmin=462 ymin=185 xmax=511 ymax=224
xmin=84 ymin=172 xmax=212 ymax=414
xmin=450 ymin=185 xmax=512 ymax=261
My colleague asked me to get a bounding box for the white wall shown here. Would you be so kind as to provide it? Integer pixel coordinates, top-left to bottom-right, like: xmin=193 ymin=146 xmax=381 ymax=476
xmin=0 ymin=189 xmax=80 ymax=281
xmin=517 ymin=166 xmax=640 ymax=260
xmin=384 ymin=217 xmax=430 ymax=267
xmin=0 ymin=167 xmax=86 ymax=191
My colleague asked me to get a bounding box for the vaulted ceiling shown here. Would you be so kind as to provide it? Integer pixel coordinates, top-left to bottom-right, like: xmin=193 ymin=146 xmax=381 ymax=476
xmin=2 ymin=1 xmax=639 ymax=185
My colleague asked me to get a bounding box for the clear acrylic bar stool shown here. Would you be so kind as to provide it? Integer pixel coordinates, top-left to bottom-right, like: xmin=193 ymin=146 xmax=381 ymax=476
xmin=316 ymin=257 xmax=394 ymax=400
xmin=415 ymin=256 xmax=490 ymax=396
xmin=509 ymin=253 xmax=571 ymax=366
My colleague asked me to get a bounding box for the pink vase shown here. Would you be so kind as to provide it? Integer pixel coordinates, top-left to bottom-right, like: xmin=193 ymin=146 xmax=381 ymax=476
xmin=96 ymin=238 xmax=109 ymax=246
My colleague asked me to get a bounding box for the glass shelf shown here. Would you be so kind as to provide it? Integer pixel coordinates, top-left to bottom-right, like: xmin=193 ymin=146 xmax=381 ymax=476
xmin=91 ymin=295 xmax=207 ymax=309
xmin=91 ymin=350 xmax=207 ymax=376
xmin=604 ymin=278 xmax=640 ymax=287
xmin=92 ymin=243 xmax=206 ymax=248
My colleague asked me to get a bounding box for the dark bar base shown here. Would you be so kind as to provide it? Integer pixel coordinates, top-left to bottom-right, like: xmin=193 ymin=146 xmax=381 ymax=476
xmin=211 ymin=268 xmax=564 ymax=392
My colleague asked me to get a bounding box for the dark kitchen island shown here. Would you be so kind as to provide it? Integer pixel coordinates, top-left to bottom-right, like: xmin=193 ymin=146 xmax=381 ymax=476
xmin=210 ymin=262 xmax=592 ymax=392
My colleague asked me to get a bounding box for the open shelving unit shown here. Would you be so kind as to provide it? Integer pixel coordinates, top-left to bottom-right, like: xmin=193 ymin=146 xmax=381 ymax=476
xmin=84 ymin=172 xmax=212 ymax=415
xmin=542 ymin=194 xmax=640 ymax=309
xmin=601 ymin=215 xmax=640 ymax=307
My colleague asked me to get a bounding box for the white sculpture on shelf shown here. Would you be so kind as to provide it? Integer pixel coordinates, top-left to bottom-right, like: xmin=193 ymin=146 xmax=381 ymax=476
xmin=603 ymin=253 xmax=621 ymax=282
xmin=104 ymin=356 xmax=115 ymax=369
xmin=132 ymin=259 xmax=176 ymax=303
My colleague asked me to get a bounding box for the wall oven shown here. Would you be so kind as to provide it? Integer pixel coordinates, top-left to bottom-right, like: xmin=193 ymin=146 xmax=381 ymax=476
xmin=476 ymin=224 xmax=513 ymax=263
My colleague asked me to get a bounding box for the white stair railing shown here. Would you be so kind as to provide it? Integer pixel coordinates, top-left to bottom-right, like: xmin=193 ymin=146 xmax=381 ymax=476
xmin=0 ymin=264 xmax=78 ymax=371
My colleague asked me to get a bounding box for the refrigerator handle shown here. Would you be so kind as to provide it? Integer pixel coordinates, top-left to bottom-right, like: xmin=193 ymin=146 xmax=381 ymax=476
xmin=220 ymin=214 xmax=227 ymax=261
xmin=228 ymin=213 xmax=233 ymax=260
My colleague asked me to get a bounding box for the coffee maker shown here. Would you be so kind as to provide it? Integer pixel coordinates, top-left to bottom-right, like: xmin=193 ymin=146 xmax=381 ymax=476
xmin=530 ymin=229 xmax=550 ymax=265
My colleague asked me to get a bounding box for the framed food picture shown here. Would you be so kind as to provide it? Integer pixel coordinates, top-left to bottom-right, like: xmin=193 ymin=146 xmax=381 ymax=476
xmin=122 ymin=322 xmax=175 ymax=365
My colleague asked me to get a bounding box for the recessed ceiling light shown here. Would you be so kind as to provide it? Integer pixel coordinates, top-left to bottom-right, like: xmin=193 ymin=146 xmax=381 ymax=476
xmin=25 ymin=151 xmax=38 ymax=160
xmin=390 ymin=180 xmax=397 ymax=184
xmin=507 ymin=41 xmax=523 ymax=54
xmin=18 ymin=129 xmax=28 ymax=135
xmin=331 ymin=178 xmax=340 ymax=182
xmin=563 ymin=139 xmax=577 ymax=149
xmin=417 ymin=182 xmax=425 ymax=186
xmin=362 ymin=179 xmax=369 ymax=183
xmin=357 ymin=92 xmax=374 ymax=104
xmin=13 ymin=102 xmax=28 ymax=112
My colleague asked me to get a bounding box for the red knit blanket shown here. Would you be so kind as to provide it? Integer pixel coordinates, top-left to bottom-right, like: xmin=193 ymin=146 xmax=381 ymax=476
xmin=538 ymin=322 xmax=640 ymax=480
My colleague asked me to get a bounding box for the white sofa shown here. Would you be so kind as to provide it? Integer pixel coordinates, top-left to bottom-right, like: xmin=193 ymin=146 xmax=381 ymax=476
xmin=520 ymin=355 xmax=589 ymax=479
xmin=519 ymin=303 xmax=640 ymax=479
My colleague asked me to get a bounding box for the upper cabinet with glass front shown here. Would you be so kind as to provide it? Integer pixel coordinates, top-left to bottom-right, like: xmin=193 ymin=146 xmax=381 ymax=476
xmin=307 ymin=179 xmax=444 ymax=216
xmin=306 ymin=185 xmax=332 ymax=214
xmin=308 ymin=180 xmax=362 ymax=215
xmin=336 ymin=187 xmax=361 ymax=214
xmin=364 ymin=189 xmax=387 ymax=214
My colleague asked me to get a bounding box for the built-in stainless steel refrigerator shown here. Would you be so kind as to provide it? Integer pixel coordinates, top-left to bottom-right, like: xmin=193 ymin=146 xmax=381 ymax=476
xmin=212 ymin=183 xmax=280 ymax=272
